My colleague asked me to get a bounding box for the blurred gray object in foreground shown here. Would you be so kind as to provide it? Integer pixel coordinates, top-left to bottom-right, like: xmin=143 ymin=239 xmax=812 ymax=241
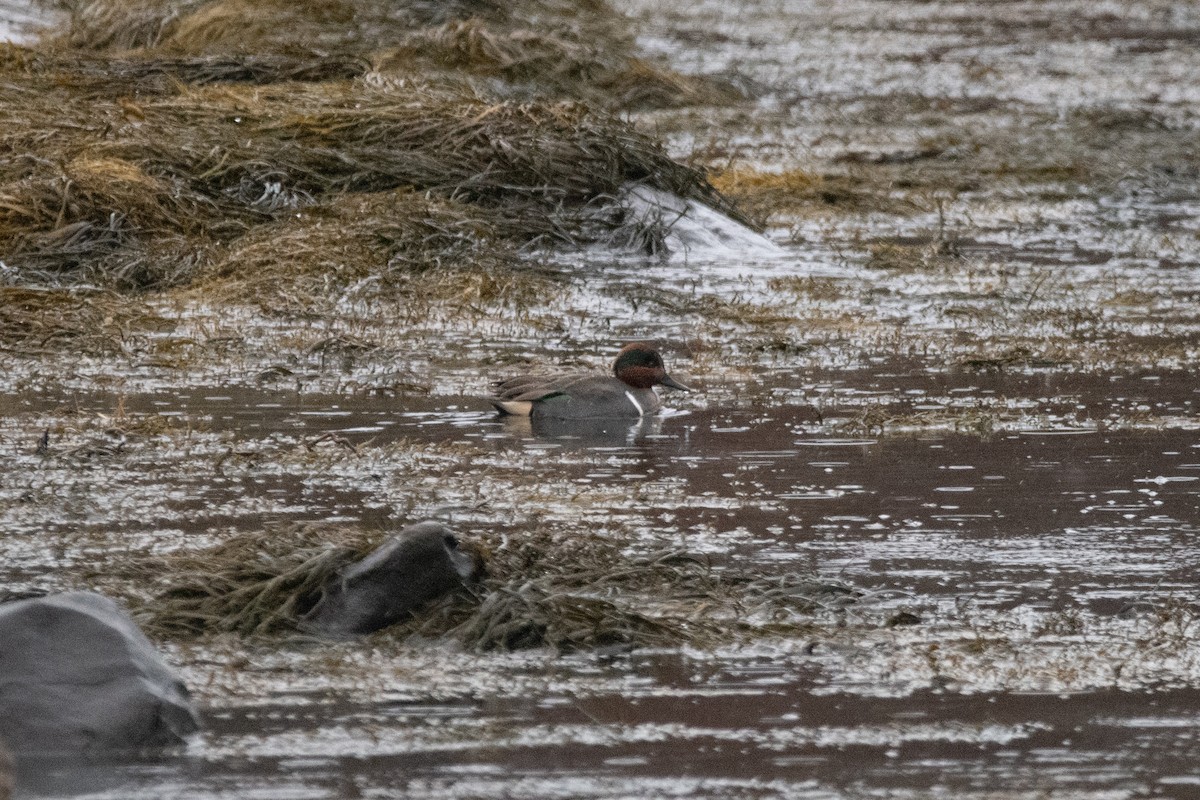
xmin=0 ymin=592 xmax=200 ymax=755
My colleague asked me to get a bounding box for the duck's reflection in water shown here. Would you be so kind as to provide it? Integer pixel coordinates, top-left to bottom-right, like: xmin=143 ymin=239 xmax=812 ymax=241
xmin=500 ymin=412 xmax=666 ymax=447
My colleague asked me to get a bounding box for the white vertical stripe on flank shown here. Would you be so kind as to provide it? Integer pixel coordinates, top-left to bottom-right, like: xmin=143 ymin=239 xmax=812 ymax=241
xmin=624 ymin=390 xmax=645 ymax=416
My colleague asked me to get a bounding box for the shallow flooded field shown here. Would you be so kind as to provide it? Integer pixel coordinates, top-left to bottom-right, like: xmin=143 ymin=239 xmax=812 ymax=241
xmin=3 ymin=0 xmax=1200 ymax=797
xmin=7 ymin=380 xmax=1200 ymax=797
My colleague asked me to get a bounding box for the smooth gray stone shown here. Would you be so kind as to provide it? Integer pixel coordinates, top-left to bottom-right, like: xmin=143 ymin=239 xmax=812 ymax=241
xmin=303 ymin=521 xmax=476 ymax=636
xmin=0 ymin=592 xmax=199 ymax=755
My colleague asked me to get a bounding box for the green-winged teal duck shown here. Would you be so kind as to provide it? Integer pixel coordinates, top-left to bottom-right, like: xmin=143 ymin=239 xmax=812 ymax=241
xmin=490 ymin=343 xmax=691 ymax=419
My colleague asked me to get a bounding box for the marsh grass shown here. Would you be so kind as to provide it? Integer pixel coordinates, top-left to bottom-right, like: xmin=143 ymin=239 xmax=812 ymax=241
xmin=3 ymin=46 xmax=371 ymax=91
xmin=134 ymin=524 xmax=374 ymax=637
xmin=0 ymin=0 xmax=745 ymax=325
xmin=380 ymin=17 xmax=739 ymax=110
xmin=0 ymin=73 xmax=735 ymax=293
xmin=835 ymin=404 xmax=1004 ymax=439
xmin=52 ymin=0 xmax=726 ymax=113
xmin=126 ymin=521 xmax=850 ymax=651
xmin=710 ymin=167 xmax=921 ymax=224
xmin=0 ymin=285 xmax=166 ymax=355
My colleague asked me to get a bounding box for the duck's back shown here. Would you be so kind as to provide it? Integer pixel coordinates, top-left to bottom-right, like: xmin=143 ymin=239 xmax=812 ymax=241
xmin=491 ymin=374 xmax=660 ymax=419
xmin=490 ymin=372 xmax=591 ymax=416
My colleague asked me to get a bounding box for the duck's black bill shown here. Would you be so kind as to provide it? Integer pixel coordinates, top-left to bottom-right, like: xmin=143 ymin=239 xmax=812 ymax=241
xmin=659 ymin=374 xmax=691 ymax=392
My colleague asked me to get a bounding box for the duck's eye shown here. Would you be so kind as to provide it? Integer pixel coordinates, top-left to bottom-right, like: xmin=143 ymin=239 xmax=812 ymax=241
xmin=444 ymin=534 xmax=459 ymax=549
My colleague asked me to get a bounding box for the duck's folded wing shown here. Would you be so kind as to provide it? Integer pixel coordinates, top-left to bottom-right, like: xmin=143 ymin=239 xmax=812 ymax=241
xmin=489 ymin=373 xmax=590 ymax=415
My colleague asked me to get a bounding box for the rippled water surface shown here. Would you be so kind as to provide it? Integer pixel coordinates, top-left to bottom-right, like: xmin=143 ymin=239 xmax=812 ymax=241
xmin=5 ymin=380 xmax=1199 ymax=798
xmin=5 ymin=0 xmax=1200 ymax=797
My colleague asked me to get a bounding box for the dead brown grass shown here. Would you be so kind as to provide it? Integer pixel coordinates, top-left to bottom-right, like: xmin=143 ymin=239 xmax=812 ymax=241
xmin=134 ymin=523 xmax=375 ymax=637
xmin=115 ymin=521 xmax=849 ymax=650
xmin=184 ymin=189 xmax=566 ymax=314
xmin=0 ymin=0 xmax=748 ymax=351
xmin=710 ymin=166 xmax=921 ymax=222
xmin=0 ymin=74 xmax=732 ymax=292
xmin=49 ymin=0 xmax=733 ymax=110
xmin=0 ymin=286 xmax=165 ymax=354
xmin=2 ymin=44 xmax=369 ymax=92
xmin=381 ymin=18 xmax=739 ymax=109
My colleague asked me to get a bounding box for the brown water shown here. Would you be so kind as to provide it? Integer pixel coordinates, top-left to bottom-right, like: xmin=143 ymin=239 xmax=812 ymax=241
xmin=8 ymin=374 xmax=1200 ymax=798
xmin=33 ymin=684 xmax=1200 ymax=798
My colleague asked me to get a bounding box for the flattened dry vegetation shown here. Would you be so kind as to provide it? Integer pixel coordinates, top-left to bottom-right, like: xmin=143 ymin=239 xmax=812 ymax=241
xmin=54 ymin=0 xmax=735 ymax=108
xmin=0 ymin=74 xmax=727 ymax=290
xmin=0 ymin=0 xmax=747 ymax=350
xmin=88 ymin=521 xmax=850 ymax=651
xmin=0 ymin=285 xmax=166 ymax=355
xmin=710 ymin=167 xmax=924 ymax=224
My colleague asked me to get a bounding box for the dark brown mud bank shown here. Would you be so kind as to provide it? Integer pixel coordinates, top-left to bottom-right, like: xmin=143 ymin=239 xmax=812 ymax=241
xmin=3 ymin=0 xmax=1200 ymax=797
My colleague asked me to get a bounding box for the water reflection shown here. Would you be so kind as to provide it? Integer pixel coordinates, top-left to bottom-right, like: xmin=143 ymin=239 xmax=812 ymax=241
xmin=497 ymin=411 xmax=666 ymax=448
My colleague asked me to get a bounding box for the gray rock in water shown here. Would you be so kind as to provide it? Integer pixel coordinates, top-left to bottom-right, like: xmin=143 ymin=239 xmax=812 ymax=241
xmin=0 ymin=592 xmax=200 ymax=755
xmin=303 ymin=521 xmax=477 ymax=636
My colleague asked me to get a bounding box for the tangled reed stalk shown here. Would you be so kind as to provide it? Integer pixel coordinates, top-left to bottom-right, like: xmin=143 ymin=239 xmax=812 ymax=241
xmin=128 ymin=523 xmax=852 ymax=651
